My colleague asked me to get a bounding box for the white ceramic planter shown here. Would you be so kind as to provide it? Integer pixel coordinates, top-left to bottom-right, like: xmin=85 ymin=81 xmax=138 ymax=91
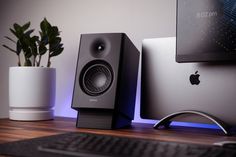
xmin=9 ymin=67 xmax=56 ymax=121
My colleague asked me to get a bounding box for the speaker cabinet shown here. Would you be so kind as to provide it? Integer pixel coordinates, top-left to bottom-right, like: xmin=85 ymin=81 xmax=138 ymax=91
xmin=72 ymin=33 xmax=140 ymax=129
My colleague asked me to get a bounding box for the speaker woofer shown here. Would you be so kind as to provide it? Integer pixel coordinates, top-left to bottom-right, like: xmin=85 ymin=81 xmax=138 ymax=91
xmin=80 ymin=61 xmax=113 ymax=96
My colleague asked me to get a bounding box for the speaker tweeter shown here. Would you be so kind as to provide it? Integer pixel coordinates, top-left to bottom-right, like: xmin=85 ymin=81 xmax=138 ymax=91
xmin=90 ymin=38 xmax=110 ymax=58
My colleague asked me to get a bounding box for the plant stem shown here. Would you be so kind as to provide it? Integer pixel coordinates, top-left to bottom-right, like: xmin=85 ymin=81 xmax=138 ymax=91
xmin=32 ymin=56 xmax=35 ymax=66
xmin=38 ymin=55 xmax=42 ymax=67
xmin=17 ymin=55 xmax=21 ymax=66
xmin=47 ymin=52 xmax=51 ymax=67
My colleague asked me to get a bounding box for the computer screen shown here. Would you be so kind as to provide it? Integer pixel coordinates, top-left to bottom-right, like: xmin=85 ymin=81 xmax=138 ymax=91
xmin=141 ymin=37 xmax=236 ymax=127
xmin=176 ymin=0 xmax=236 ymax=62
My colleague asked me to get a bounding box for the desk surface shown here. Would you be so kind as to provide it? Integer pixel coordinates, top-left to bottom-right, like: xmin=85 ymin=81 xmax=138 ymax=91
xmin=0 ymin=117 xmax=236 ymax=146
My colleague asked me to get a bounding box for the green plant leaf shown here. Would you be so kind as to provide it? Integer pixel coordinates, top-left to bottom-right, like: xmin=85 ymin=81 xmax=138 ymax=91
xmin=4 ymin=36 xmax=16 ymax=44
xmin=49 ymin=37 xmax=61 ymax=52
xmin=50 ymin=46 xmax=64 ymax=57
xmin=22 ymin=22 xmax=30 ymax=31
xmin=41 ymin=35 xmax=49 ymax=45
xmin=51 ymin=26 xmax=59 ymax=37
xmin=52 ymin=37 xmax=61 ymax=44
xmin=24 ymin=48 xmax=32 ymax=58
xmin=20 ymin=40 xmax=28 ymax=52
xmin=32 ymin=36 xmax=39 ymax=42
xmin=16 ymin=40 xmax=22 ymax=55
xmin=31 ymin=43 xmax=38 ymax=56
xmin=29 ymin=36 xmax=38 ymax=56
xmin=2 ymin=44 xmax=17 ymax=53
xmin=39 ymin=44 xmax=47 ymax=55
xmin=13 ymin=23 xmax=21 ymax=32
xmin=13 ymin=23 xmax=24 ymax=38
xmin=15 ymin=29 xmax=24 ymax=39
xmin=23 ymin=39 xmax=29 ymax=46
xmin=25 ymin=29 xmax=34 ymax=36
xmin=40 ymin=18 xmax=51 ymax=34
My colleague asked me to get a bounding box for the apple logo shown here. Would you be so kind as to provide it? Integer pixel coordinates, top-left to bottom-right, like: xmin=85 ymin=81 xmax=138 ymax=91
xmin=189 ymin=71 xmax=200 ymax=85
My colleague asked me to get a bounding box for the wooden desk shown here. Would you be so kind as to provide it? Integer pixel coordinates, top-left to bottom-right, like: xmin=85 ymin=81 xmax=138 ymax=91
xmin=0 ymin=117 xmax=236 ymax=146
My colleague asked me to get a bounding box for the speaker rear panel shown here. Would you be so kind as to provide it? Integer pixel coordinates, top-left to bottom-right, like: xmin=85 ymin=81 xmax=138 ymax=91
xmin=72 ymin=33 xmax=123 ymax=109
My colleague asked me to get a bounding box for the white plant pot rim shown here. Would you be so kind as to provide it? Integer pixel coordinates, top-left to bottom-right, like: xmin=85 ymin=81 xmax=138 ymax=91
xmin=9 ymin=109 xmax=54 ymax=121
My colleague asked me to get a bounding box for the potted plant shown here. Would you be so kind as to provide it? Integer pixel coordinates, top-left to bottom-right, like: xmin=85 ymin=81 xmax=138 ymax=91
xmin=2 ymin=18 xmax=64 ymax=121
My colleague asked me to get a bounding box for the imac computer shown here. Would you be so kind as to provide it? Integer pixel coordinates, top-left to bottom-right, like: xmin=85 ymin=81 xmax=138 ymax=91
xmin=141 ymin=37 xmax=236 ymax=134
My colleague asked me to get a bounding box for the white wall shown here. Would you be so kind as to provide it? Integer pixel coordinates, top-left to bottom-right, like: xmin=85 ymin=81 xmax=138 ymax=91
xmin=0 ymin=0 xmax=176 ymax=120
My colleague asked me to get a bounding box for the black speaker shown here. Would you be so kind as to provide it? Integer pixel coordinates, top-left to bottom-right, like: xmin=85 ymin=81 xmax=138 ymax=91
xmin=72 ymin=33 xmax=140 ymax=129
